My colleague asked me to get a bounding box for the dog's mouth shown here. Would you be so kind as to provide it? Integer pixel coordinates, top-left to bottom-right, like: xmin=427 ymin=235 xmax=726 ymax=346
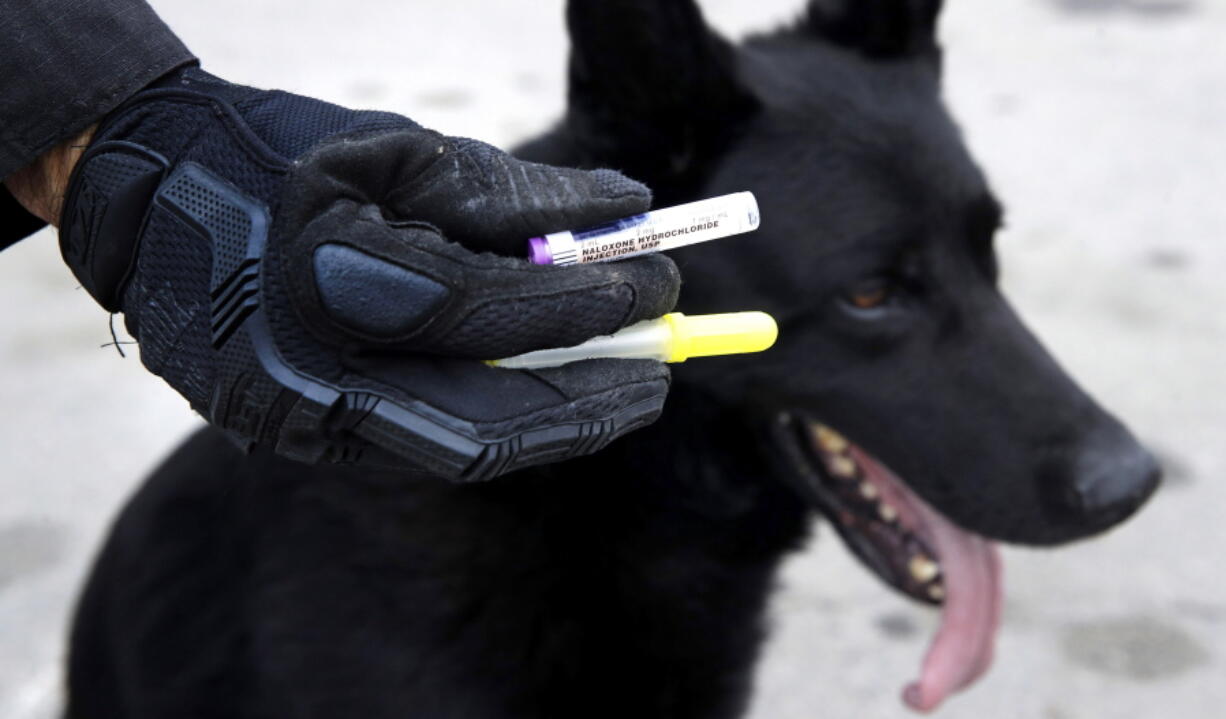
xmin=774 ymin=414 xmax=1003 ymax=713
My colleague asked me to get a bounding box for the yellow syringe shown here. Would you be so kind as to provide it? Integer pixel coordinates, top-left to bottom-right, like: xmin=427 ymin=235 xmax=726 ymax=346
xmin=489 ymin=312 xmax=778 ymax=370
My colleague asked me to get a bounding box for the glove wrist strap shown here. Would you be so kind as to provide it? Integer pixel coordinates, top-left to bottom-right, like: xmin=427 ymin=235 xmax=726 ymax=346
xmin=59 ymin=141 xmax=168 ymax=311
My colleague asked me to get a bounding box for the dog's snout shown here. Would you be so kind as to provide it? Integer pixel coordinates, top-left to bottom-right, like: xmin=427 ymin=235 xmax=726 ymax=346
xmin=1057 ymin=424 xmax=1162 ymax=526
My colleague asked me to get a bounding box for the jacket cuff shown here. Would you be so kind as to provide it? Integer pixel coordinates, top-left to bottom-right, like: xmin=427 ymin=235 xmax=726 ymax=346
xmin=0 ymin=0 xmax=197 ymax=181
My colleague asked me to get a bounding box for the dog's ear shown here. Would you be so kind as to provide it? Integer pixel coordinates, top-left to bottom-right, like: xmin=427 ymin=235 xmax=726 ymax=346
xmin=560 ymin=0 xmax=759 ymax=192
xmin=802 ymin=0 xmax=944 ymax=60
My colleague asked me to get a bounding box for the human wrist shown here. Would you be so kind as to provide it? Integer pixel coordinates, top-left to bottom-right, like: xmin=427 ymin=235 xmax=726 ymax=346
xmin=4 ymin=125 xmax=97 ymax=227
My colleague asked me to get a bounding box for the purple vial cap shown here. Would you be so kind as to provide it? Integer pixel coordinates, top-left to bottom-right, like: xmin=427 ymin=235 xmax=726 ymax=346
xmin=528 ymin=236 xmax=553 ymax=265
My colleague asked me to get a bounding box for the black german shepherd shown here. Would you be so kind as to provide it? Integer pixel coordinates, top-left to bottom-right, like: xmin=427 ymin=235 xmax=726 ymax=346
xmin=66 ymin=1 xmax=1160 ymax=716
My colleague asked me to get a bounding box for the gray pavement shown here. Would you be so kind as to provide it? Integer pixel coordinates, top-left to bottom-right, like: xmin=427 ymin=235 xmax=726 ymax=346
xmin=1 ymin=1 xmax=1222 ymax=717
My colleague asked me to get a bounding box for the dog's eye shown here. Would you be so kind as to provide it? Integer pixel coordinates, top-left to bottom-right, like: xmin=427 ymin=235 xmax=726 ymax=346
xmin=845 ymin=280 xmax=892 ymax=310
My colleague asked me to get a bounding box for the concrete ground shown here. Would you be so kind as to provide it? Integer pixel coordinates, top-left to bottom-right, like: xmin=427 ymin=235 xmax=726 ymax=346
xmin=1 ymin=0 xmax=1222 ymax=717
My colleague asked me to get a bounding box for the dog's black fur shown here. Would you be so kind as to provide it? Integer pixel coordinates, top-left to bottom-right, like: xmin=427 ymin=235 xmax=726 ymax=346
xmin=66 ymin=1 xmax=1160 ymax=717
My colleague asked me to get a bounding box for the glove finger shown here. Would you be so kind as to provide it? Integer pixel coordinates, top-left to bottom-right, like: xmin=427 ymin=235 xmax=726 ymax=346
xmin=290 ymin=200 xmax=680 ymax=358
xmin=415 ymin=249 xmax=680 ymax=359
xmin=337 ymin=352 xmax=671 ymax=480
xmin=282 ymin=127 xmax=652 ymax=257
xmin=392 ymin=135 xmax=653 ymax=255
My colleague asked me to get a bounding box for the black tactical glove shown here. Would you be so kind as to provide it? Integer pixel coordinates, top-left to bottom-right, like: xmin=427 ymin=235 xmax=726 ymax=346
xmin=59 ymin=67 xmax=679 ymax=481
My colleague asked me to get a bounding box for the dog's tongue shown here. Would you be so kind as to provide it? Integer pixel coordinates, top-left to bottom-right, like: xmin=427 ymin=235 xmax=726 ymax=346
xmin=901 ymin=499 xmax=1003 ymax=712
xmin=852 ymin=449 xmax=1004 ymax=713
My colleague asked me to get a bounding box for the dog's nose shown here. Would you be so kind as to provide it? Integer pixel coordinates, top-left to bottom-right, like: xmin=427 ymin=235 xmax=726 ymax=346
xmin=1062 ymin=425 xmax=1162 ymax=524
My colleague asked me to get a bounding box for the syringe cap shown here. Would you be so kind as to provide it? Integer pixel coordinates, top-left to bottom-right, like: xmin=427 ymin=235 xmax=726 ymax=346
xmin=663 ymin=312 xmax=778 ymax=362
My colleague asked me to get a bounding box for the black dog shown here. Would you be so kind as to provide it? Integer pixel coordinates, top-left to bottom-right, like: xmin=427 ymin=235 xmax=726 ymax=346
xmin=66 ymin=1 xmax=1160 ymax=716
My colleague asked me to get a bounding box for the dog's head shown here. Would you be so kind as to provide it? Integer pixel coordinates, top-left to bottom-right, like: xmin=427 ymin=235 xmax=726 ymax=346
xmin=518 ymin=0 xmax=1159 ymax=710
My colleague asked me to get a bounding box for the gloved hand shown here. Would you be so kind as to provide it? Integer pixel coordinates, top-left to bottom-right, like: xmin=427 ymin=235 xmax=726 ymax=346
xmin=58 ymin=67 xmax=679 ymax=481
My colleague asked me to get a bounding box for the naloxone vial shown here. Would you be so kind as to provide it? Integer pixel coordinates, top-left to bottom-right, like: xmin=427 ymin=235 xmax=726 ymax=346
xmin=527 ymin=192 xmax=760 ymax=265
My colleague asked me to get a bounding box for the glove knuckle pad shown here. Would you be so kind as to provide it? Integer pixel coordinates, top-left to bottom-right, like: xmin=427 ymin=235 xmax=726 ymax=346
xmin=312 ymin=243 xmax=451 ymax=339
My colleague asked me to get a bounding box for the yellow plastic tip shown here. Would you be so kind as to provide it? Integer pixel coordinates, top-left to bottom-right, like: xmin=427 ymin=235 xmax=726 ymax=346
xmin=662 ymin=311 xmax=778 ymax=362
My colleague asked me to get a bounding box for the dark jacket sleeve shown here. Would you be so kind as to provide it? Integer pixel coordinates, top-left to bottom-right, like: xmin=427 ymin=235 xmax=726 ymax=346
xmin=1 ymin=0 xmax=196 ymax=251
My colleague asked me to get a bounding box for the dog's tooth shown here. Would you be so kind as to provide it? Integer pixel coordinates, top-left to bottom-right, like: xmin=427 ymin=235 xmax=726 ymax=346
xmin=828 ymin=455 xmax=857 ymax=479
xmin=927 ymin=583 xmax=946 ymax=601
xmin=858 ymin=482 xmax=879 ymax=500
xmin=878 ymin=503 xmax=898 ymax=522
xmin=908 ymin=555 xmax=940 ymax=584
xmin=812 ymin=424 xmax=850 ymax=454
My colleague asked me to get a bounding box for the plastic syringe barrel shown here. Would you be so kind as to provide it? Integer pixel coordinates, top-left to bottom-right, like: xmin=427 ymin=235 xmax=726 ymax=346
xmin=491 ymin=319 xmax=674 ymax=369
